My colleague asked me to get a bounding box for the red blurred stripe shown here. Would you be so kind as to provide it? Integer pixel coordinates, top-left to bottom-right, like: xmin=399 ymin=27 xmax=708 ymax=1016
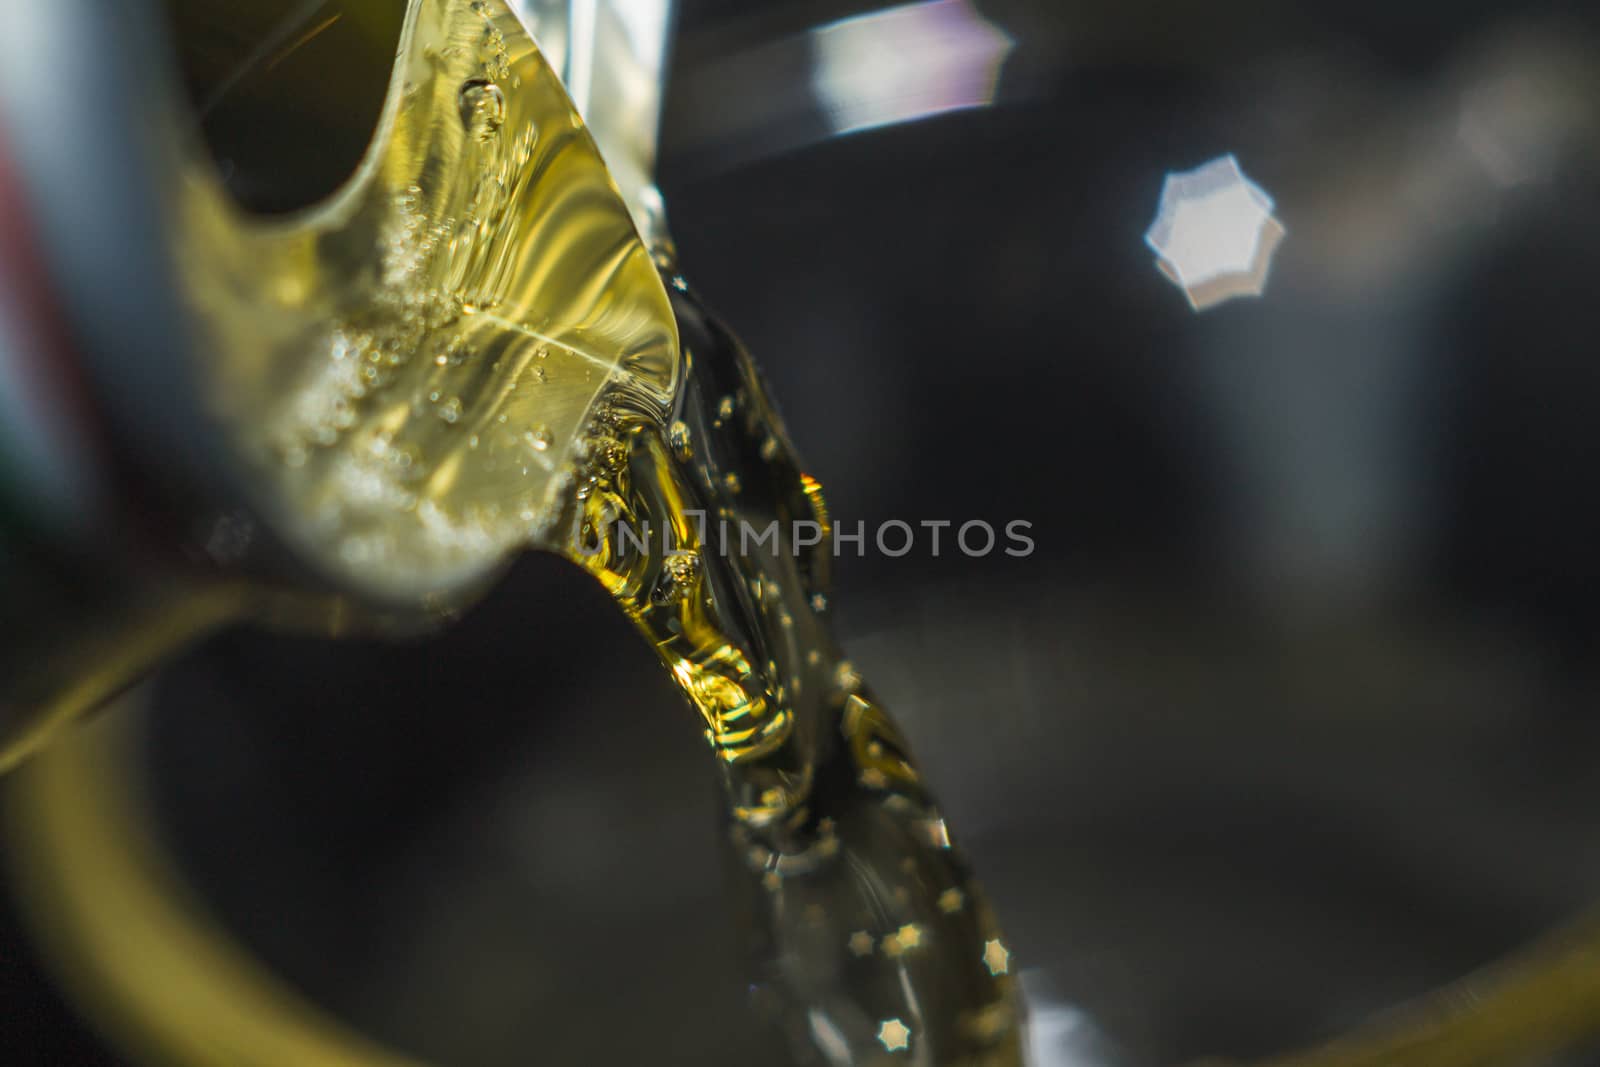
xmin=0 ymin=116 xmax=106 ymax=508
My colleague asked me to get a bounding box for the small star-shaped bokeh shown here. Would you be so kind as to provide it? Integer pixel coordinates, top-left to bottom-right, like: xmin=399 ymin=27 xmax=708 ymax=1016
xmin=884 ymin=923 xmax=923 ymax=957
xmin=848 ymin=930 xmax=875 ymax=957
xmin=878 ymin=1017 xmax=912 ymax=1052
xmin=983 ymin=938 xmax=1011 ymax=976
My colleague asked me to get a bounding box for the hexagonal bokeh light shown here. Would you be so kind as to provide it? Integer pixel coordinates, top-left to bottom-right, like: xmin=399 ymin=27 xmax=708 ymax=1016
xmin=1144 ymin=154 xmax=1286 ymax=311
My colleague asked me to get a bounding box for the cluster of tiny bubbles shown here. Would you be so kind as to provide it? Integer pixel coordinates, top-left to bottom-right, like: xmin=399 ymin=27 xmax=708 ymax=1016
xmin=667 ymin=419 xmax=692 ymax=459
xmin=317 ymin=427 xmax=437 ymax=567
xmin=427 ymin=389 xmax=466 ymax=441
xmin=271 ymin=327 xmax=383 ymax=467
xmin=527 ymin=466 xmax=576 ymax=543
xmin=652 ymin=551 xmax=703 ymax=606
xmin=433 ymin=335 xmax=473 ymax=368
xmin=467 ymin=0 xmax=516 ymax=84
xmin=383 ymin=183 xmax=442 ymax=294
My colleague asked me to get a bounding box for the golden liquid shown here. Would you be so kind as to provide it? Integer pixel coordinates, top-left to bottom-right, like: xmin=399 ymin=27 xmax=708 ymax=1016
xmin=172 ymin=0 xmax=678 ymax=604
xmin=175 ymin=3 xmax=1025 ymax=1054
xmin=183 ymin=2 xmax=1026 ymax=1046
xmin=5 ymin=2 xmax=1022 ymax=1063
xmin=0 ymin=0 xmax=680 ymax=764
xmin=564 ymin=283 xmax=1022 ymax=1062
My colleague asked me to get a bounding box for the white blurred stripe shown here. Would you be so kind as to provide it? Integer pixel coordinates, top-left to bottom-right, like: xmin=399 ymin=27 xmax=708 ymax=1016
xmin=811 ymin=0 xmax=1014 ymax=135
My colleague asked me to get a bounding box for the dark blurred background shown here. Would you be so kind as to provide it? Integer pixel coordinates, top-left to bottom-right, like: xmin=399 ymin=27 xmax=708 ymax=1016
xmin=11 ymin=0 xmax=1600 ymax=1063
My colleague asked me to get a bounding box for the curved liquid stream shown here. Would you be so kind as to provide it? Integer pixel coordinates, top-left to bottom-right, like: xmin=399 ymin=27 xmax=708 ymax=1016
xmin=0 ymin=0 xmax=677 ymax=766
xmin=174 ymin=0 xmax=679 ymax=603
xmin=568 ymin=285 xmax=1021 ymax=1063
xmin=5 ymin=1 xmax=1021 ymax=1064
xmin=8 ymin=282 xmax=1026 ymax=1066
